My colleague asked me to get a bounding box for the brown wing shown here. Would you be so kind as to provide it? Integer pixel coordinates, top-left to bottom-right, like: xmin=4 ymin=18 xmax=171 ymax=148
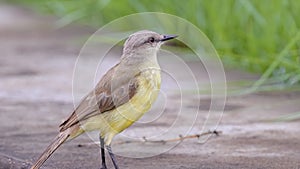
xmin=59 ymin=63 xmax=139 ymax=131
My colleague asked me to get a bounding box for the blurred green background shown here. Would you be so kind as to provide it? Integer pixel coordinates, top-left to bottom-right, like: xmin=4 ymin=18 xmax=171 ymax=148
xmin=9 ymin=0 xmax=300 ymax=91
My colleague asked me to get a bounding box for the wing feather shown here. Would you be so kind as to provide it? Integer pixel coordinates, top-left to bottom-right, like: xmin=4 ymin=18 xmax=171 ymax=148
xmin=59 ymin=63 xmax=139 ymax=131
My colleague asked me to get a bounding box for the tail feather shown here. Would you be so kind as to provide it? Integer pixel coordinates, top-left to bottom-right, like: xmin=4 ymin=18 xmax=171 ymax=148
xmin=30 ymin=131 xmax=70 ymax=169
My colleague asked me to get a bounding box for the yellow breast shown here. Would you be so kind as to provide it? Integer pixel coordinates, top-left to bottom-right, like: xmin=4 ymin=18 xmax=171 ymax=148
xmin=122 ymin=68 xmax=161 ymax=120
xmin=109 ymin=68 xmax=161 ymax=131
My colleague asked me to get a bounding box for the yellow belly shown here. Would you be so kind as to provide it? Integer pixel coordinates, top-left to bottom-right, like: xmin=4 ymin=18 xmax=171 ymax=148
xmin=82 ymin=69 xmax=161 ymax=145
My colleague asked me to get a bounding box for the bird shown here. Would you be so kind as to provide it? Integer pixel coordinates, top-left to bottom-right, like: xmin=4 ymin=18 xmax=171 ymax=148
xmin=30 ymin=30 xmax=177 ymax=169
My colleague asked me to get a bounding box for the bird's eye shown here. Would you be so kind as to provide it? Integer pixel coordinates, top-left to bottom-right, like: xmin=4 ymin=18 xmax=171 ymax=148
xmin=148 ymin=37 xmax=155 ymax=43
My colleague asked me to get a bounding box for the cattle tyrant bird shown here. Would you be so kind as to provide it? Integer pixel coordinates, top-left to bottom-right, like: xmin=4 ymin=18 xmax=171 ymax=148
xmin=30 ymin=30 xmax=177 ymax=169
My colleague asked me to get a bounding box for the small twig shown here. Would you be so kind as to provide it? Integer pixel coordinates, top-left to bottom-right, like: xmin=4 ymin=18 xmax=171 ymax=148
xmin=77 ymin=130 xmax=222 ymax=147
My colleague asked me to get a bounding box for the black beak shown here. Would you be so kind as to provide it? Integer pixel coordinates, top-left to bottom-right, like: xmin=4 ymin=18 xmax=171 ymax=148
xmin=160 ymin=35 xmax=178 ymax=42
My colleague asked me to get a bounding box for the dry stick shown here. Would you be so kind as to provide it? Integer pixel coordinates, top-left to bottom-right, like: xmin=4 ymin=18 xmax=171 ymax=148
xmin=77 ymin=130 xmax=221 ymax=147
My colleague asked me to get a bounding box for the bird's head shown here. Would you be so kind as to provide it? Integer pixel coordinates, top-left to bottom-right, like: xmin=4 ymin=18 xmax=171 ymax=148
xmin=123 ymin=30 xmax=177 ymax=57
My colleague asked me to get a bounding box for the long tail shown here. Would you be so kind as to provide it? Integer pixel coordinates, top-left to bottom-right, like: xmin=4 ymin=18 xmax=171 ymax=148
xmin=30 ymin=131 xmax=70 ymax=169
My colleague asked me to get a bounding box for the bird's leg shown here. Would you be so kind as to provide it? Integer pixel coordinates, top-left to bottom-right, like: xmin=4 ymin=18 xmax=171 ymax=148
xmin=100 ymin=136 xmax=107 ymax=169
xmin=106 ymin=145 xmax=119 ymax=169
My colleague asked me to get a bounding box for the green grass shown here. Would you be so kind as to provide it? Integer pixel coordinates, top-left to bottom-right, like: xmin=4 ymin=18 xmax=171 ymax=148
xmin=9 ymin=0 xmax=300 ymax=91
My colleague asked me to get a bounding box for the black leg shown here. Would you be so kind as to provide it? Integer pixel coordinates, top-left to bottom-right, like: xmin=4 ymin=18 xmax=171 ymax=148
xmin=106 ymin=145 xmax=119 ymax=169
xmin=100 ymin=137 xmax=107 ymax=169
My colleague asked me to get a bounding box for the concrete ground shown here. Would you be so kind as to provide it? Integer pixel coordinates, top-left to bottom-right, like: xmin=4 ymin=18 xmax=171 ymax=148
xmin=1 ymin=3 xmax=300 ymax=169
